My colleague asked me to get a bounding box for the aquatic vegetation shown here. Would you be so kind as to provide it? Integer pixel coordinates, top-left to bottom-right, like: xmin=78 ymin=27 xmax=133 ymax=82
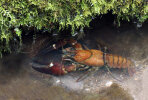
xmin=0 ymin=0 xmax=147 ymax=56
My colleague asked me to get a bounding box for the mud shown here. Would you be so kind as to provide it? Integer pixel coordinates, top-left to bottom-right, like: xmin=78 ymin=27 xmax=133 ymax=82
xmin=0 ymin=22 xmax=148 ymax=100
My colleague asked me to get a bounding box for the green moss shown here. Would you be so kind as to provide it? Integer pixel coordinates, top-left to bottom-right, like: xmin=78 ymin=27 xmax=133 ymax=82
xmin=0 ymin=0 xmax=147 ymax=55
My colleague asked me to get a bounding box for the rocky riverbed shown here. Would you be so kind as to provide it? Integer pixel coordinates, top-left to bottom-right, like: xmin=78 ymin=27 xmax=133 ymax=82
xmin=0 ymin=22 xmax=147 ymax=100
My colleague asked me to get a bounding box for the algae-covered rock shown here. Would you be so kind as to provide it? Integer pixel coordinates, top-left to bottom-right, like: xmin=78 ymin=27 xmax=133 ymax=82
xmin=0 ymin=0 xmax=147 ymax=55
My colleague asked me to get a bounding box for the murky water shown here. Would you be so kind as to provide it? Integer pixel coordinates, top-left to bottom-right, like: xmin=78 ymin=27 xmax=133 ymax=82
xmin=0 ymin=22 xmax=147 ymax=100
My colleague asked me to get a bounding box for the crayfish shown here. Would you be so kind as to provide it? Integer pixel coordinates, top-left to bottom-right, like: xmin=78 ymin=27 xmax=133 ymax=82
xmin=32 ymin=38 xmax=135 ymax=81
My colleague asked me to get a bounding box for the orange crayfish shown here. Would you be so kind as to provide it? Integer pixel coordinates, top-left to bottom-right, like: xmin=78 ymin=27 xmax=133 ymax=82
xmin=32 ymin=38 xmax=135 ymax=80
xmin=63 ymin=39 xmax=135 ymax=76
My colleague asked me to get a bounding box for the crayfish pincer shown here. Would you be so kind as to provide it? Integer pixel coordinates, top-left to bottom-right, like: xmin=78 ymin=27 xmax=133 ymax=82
xmin=31 ymin=39 xmax=80 ymax=76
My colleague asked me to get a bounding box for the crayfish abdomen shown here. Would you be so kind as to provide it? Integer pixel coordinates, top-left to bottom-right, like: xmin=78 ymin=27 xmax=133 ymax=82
xmin=105 ymin=54 xmax=133 ymax=69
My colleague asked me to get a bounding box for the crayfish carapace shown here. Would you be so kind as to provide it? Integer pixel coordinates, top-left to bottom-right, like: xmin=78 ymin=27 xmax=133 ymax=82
xmin=32 ymin=38 xmax=135 ymax=81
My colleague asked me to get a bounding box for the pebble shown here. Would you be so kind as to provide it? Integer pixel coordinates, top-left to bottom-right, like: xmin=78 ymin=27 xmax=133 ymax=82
xmin=105 ymin=81 xmax=113 ymax=87
xmin=85 ymin=88 xmax=90 ymax=91
xmin=56 ymin=79 xmax=61 ymax=83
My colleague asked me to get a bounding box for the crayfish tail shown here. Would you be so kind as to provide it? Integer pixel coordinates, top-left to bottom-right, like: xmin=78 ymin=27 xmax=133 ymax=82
xmin=105 ymin=54 xmax=135 ymax=73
